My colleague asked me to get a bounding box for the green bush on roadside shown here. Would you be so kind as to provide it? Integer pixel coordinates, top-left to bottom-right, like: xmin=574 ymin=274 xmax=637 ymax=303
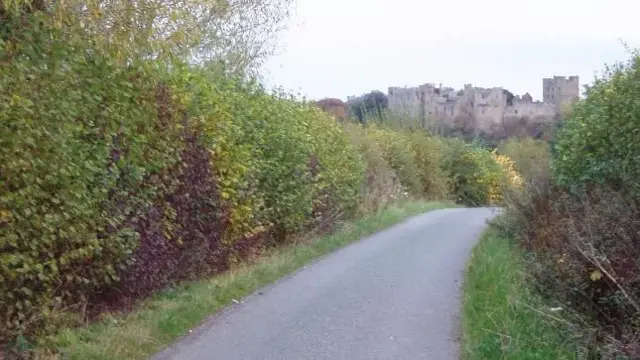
xmin=495 ymin=51 xmax=640 ymax=358
xmin=1 ymin=6 xmax=521 ymax=355
xmin=553 ymin=53 xmax=640 ymax=196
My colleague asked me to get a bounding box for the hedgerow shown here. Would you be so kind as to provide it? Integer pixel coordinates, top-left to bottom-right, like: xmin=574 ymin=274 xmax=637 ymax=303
xmin=497 ymin=137 xmax=550 ymax=183
xmin=1 ymin=17 xmax=184 ymax=341
xmin=553 ymin=53 xmax=640 ymax=196
xmin=495 ymin=51 xmax=640 ymax=357
xmin=188 ymin=77 xmax=364 ymax=247
xmin=439 ymin=138 xmax=506 ymax=206
xmin=0 ymin=7 xmax=518 ymax=354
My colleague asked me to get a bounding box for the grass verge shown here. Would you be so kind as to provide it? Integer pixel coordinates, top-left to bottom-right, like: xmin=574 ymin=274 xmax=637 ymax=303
xmin=461 ymin=227 xmax=579 ymax=360
xmin=37 ymin=200 xmax=451 ymax=360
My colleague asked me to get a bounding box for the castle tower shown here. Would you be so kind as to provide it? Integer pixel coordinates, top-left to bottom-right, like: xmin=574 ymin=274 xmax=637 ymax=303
xmin=542 ymin=76 xmax=579 ymax=111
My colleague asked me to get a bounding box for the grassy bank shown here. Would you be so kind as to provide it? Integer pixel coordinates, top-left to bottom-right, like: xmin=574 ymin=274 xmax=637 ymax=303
xmin=35 ymin=201 xmax=451 ymax=360
xmin=461 ymin=227 xmax=579 ymax=360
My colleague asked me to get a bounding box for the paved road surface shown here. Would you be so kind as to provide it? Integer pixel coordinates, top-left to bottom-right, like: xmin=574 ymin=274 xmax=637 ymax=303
xmin=152 ymin=207 xmax=498 ymax=360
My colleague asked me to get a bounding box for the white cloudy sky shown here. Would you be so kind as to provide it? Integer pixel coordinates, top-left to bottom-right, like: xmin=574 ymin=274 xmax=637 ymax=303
xmin=262 ymin=0 xmax=639 ymax=101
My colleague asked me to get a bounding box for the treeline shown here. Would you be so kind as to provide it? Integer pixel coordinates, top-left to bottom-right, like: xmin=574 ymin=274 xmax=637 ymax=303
xmin=0 ymin=2 xmax=520 ymax=356
xmin=496 ymin=51 xmax=640 ymax=357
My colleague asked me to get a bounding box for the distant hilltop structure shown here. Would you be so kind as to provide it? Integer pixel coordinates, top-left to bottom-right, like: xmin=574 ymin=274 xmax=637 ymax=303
xmin=387 ymin=76 xmax=579 ymax=138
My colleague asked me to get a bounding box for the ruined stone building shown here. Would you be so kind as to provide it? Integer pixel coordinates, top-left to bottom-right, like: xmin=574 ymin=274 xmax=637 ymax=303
xmin=387 ymin=76 xmax=579 ymax=138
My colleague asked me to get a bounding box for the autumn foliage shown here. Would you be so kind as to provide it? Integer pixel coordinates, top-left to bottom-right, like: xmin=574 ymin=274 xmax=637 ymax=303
xmin=0 ymin=5 xmax=518 ymax=353
xmin=495 ymin=51 xmax=640 ymax=358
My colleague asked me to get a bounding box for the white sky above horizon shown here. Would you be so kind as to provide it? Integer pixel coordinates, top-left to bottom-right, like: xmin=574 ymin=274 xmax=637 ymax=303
xmin=262 ymin=0 xmax=639 ymax=102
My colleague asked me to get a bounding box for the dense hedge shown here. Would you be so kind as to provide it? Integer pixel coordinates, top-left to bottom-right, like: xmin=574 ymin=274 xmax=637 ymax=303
xmin=362 ymin=126 xmax=448 ymax=200
xmin=185 ymin=74 xmax=364 ymax=249
xmin=1 ymin=19 xmax=183 ymax=338
xmin=497 ymin=137 xmax=550 ymax=182
xmin=439 ymin=138 xmax=506 ymax=206
xmin=553 ymin=54 xmax=640 ymax=196
xmin=497 ymin=52 xmax=640 ymax=357
xmin=0 ymin=12 xmax=516 ymax=350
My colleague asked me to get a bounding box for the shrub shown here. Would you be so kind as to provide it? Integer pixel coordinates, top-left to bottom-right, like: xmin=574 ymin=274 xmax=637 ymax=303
xmin=197 ymin=82 xmax=364 ymax=246
xmin=3 ymin=3 xmax=512 ymax=352
xmin=0 ymin=17 xmax=368 ymax=346
xmin=407 ymin=132 xmax=449 ymax=200
xmin=553 ymin=52 xmax=640 ymax=197
xmin=358 ymin=125 xmax=451 ymax=201
xmin=439 ymin=138 xmax=504 ymax=206
xmin=504 ymin=184 xmax=640 ymax=358
xmin=497 ymin=137 xmax=551 ymax=183
xmin=102 ymin=125 xmax=229 ymax=304
xmin=497 ymin=140 xmax=640 ymax=358
xmin=302 ymin=106 xmax=364 ymax=230
xmin=532 ymin=52 xmax=640 ymax=357
xmin=365 ymin=126 xmax=423 ymax=196
xmin=344 ymin=124 xmax=403 ymax=214
xmin=478 ymin=48 xmax=640 ymax=360
xmin=0 ymin=19 xmax=180 ymax=340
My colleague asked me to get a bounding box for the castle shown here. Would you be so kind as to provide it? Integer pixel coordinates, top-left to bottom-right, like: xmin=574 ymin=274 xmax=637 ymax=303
xmin=387 ymin=76 xmax=580 ymax=137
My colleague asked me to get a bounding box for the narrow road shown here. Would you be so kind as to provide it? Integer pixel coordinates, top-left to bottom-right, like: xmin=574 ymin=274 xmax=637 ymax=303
xmin=153 ymin=207 xmax=498 ymax=360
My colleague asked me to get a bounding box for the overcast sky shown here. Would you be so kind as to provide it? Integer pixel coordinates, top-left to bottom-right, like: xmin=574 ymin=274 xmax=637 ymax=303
xmin=262 ymin=0 xmax=639 ymax=101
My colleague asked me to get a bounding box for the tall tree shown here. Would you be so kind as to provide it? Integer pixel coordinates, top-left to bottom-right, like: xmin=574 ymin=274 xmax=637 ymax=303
xmin=347 ymin=90 xmax=388 ymax=124
xmin=1 ymin=0 xmax=293 ymax=74
xmin=363 ymin=90 xmax=388 ymax=119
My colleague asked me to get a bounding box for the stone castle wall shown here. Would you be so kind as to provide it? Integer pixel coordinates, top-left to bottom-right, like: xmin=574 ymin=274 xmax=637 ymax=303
xmin=388 ymin=76 xmax=580 ymax=137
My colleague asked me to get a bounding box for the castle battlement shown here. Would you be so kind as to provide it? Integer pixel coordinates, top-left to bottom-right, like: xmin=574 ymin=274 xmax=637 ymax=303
xmin=388 ymin=76 xmax=579 ymax=134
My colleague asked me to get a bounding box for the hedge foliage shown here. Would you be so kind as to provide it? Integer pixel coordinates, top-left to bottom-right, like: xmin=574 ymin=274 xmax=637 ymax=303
xmin=497 ymin=137 xmax=550 ymax=182
xmin=439 ymin=138 xmax=506 ymax=206
xmin=0 ymin=10 xmax=517 ymax=349
xmin=1 ymin=17 xmax=182 ymax=338
xmin=362 ymin=126 xmax=448 ymax=200
xmin=496 ymin=51 xmax=640 ymax=357
xmin=553 ymin=53 xmax=640 ymax=196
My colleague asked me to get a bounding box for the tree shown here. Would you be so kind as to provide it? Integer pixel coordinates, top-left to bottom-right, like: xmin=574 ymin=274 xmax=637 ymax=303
xmin=363 ymin=90 xmax=388 ymax=118
xmin=314 ymin=98 xmax=347 ymax=120
xmin=502 ymin=89 xmax=515 ymax=106
xmin=347 ymin=90 xmax=388 ymax=124
xmin=346 ymin=96 xmax=364 ymax=122
xmin=1 ymin=0 xmax=293 ymax=74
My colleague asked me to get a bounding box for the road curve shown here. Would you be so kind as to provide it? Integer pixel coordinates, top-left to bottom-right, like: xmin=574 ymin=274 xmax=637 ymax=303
xmin=152 ymin=207 xmax=498 ymax=360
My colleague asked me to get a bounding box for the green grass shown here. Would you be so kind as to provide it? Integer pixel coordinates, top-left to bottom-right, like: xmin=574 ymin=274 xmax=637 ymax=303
xmin=461 ymin=227 xmax=579 ymax=360
xmin=36 ymin=200 xmax=451 ymax=360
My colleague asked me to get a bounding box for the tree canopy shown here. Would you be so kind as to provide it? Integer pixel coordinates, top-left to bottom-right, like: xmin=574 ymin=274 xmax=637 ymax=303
xmin=1 ymin=0 xmax=293 ymax=74
xmin=348 ymin=90 xmax=388 ymax=123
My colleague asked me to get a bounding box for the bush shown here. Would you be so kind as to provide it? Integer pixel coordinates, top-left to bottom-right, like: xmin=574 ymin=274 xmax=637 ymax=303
xmin=537 ymin=52 xmax=640 ymax=357
xmin=407 ymin=132 xmax=449 ymax=200
xmin=439 ymin=138 xmax=504 ymax=206
xmin=0 ymin=19 xmax=182 ymax=340
xmin=103 ymin=125 xmax=229 ymax=304
xmin=195 ymin=81 xmax=364 ymax=246
xmin=502 ymin=183 xmax=640 ymax=358
xmin=497 ymin=137 xmax=551 ymax=183
xmin=343 ymin=124 xmax=403 ymax=215
xmin=496 ymin=71 xmax=640 ymax=355
xmin=0 ymin=14 xmax=367 ymax=346
xmin=553 ymin=52 xmax=640 ymax=197
xmin=358 ymin=125 xmax=450 ymax=201
xmin=364 ymin=126 xmax=423 ymax=196
xmin=0 ymin=17 xmax=367 ymax=344
xmin=1 ymin=5 xmax=518 ymax=353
